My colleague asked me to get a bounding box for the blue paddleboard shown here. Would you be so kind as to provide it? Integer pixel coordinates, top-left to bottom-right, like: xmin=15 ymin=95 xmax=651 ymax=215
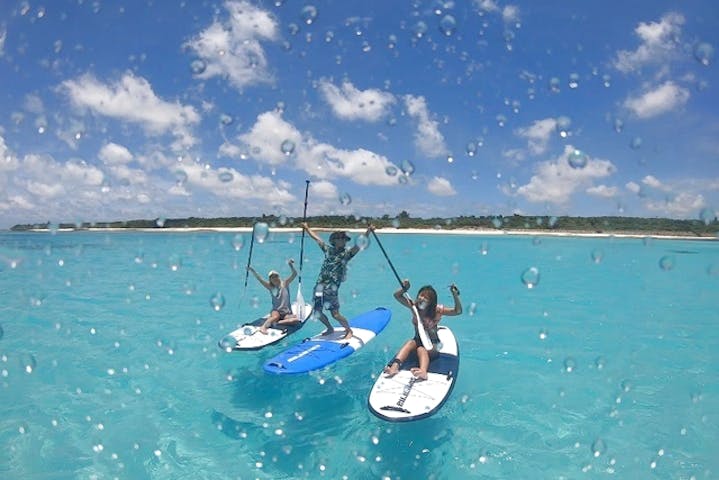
xmin=263 ymin=307 xmax=391 ymax=374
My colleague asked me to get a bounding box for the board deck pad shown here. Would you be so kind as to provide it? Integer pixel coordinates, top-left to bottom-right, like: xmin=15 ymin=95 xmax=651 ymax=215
xmin=367 ymin=326 xmax=459 ymax=422
xmin=262 ymin=307 xmax=391 ymax=374
xmin=220 ymin=302 xmax=312 ymax=351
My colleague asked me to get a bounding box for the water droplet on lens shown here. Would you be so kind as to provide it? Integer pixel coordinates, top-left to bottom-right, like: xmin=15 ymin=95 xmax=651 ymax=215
xmin=280 ymin=139 xmax=295 ymax=155
xmin=439 ymin=15 xmax=456 ymax=36
xmin=699 ymin=207 xmax=716 ymax=225
xmin=355 ymin=234 xmax=369 ymax=251
xmin=568 ymin=149 xmax=588 ymax=169
xmin=591 ymin=249 xmax=604 ymax=263
xmin=21 ymin=353 xmax=37 ymax=374
xmin=466 ymin=141 xmax=477 ymax=156
xmin=694 ymin=42 xmax=714 ymax=66
xmin=232 ymin=234 xmax=244 ymax=251
xmin=300 ymin=5 xmax=318 ymax=25
xmin=220 ymin=114 xmax=233 ymax=126
xmin=630 ymin=137 xmax=642 ymax=150
xmin=591 ymin=438 xmax=607 ymax=457
xmin=568 ymin=72 xmax=580 ymax=89
xmin=218 ymin=171 xmax=234 ymax=182
xmin=210 ymin=293 xmax=226 ymax=311
xmin=555 ymin=116 xmax=572 ymax=137
xmin=401 ymin=160 xmax=415 ymax=175
xmin=538 ymin=328 xmax=548 ymax=340
xmin=339 ymin=192 xmax=352 ymax=206
xmin=563 ymin=357 xmax=576 ymax=373
xmin=413 ymin=21 xmax=428 ymax=39
xmin=521 ymin=267 xmax=540 ymax=288
xmin=175 ymin=170 xmax=188 ymax=186
xmin=253 ymin=222 xmax=270 ymax=244
xmin=219 ymin=335 xmax=236 ymax=353
xmin=190 ymin=59 xmax=207 ymax=74
xmin=385 ymin=166 xmax=398 ymax=176
xmin=659 ymin=255 xmax=675 ymax=271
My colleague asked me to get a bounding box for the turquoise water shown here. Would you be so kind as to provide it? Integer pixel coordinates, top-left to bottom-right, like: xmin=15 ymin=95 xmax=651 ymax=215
xmin=1 ymin=230 xmax=717 ymax=479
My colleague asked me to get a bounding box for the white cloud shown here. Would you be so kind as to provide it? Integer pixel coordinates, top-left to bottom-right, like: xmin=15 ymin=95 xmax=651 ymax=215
xmin=613 ymin=12 xmax=685 ymax=73
xmin=236 ymin=110 xmax=400 ymax=186
xmin=502 ymin=5 xmax=520 ymax=23
xmin=0 ymin=26 xmax=5 ymax=57
xmin=625 ymin=181 xmax=641 ymax=194
xmin=586 ymin=184 xmax=618 ymax=198
xmin=516 ymin=145 xmax=616 ymax=205
xmin=646 ymin=192 xmax=705 ymax=216
xmin=403 ymin=95 xmax=448 ymax=158
xmin=99 ymin=143 xmax=134 ymax=165
xmin=515 ymin=117 xmax=557 ymax=155
xmin=318 ymin=79 xmax=396 ymax=122
xmin=642 ymin=175 xmax=670 ymax=191
xmin=237 ymin=110 xmax=302 ymax=166
xmin=185 ymin=0 xmax=278 ymax=90
xmin=427 ymin=177 xmax=456 ymax=196
xmin=623 ymin=81 xmax=690 ymax=119
xmin=61 ymin=72 xmax=200 ymax=150
xmin=309 ymin=179 xmax=338 ymax=200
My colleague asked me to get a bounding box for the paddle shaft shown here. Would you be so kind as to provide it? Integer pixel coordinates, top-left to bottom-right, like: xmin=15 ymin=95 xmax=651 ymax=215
xmin=370 ymin=230 xmax=433 ymax=351
xmin=298 ymin=180 xmax=310 ymax=283
xmin=243 ymin=223 xmax=256 ymax=289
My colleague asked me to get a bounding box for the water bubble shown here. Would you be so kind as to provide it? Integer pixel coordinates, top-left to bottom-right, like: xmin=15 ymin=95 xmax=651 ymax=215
xmin=629 ymin=137 xmax=642 ymax=150
xmin=591 ymin=249 xmax=604 ymax=264
xmin=568 ymin=149 xmax=588 ymax=169
xmin=280 ymin=139 xmax=296 ymax=155
xmin=210 ymin=293 xmax=226 ymax=311
xmin=412 ymin=21 xmax=428 ymax=39
xmin=438 ymin=15 xmax=456 ymax=36
xmin=521 ymin=267 xmax=540 ymax=289
xmin=591 ymin=438 xmax=607 ymax=457
xmin=659 ymin=255 xmax=675 ymax=271
xmin=466 ymin=141 xmax=477 ymax=156
xmin=231 ymin=234 xmax=244 ymax=251
xmin=699 ymin=207 xmax=716 ymax=225
xmin=693 ymin=42 xmax=714 ymax=66
xmin=300 ymin=5 xmax=318 ymax=25
xmin=556 ymin=116 xmax=572 ymax=137
xmin=355 ymin=234 xmax=370 ymax=251
xmin=218 ymin=171 xmax=234 ymax=183
xmin=190 ymin=59 xmax=207 ymax=74
xmin=339 ymin=192 xmax=352 ymax=206
xmin=568 ymin=73 xmax=580 ymax=89
xmin=400 ymin=159 xmax=415 ymax=176
xmin=253 ymin=222 xmax=270 ymax=244
xmin=563 ymin=357 xmax=576 ymax=373
xmin=220 ymin=335 xmax=237 ymax=353
xmin=21 ymin=353 xmax=37 ymax=374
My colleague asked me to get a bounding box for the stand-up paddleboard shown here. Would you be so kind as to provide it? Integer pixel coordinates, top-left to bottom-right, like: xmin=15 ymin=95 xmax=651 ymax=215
xmin=368 ymin=325 xmax=459 ymax=422
xmin=263 ymin=307 xmax=392 ymax=374
xmin=220 ymin=301 xmax=312 ymax=351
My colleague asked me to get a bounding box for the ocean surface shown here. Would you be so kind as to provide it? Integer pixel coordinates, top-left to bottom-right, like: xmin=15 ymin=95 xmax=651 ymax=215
xmin=0 ymin=229 xmax=717 ymax=479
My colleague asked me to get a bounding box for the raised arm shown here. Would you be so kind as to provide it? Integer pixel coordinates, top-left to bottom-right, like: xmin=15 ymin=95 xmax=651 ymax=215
xmin=442 ymin=284 xmax=463 ymax=316
xmin=283 ymin=258 xmax=297 ymax=286
xmin=302 ymin=222 xmax=324 ymax=248
xmin=247 ymin=266 xmax=271 ymax=290
xmin=393 ymin=278 xmax=412 ymax=309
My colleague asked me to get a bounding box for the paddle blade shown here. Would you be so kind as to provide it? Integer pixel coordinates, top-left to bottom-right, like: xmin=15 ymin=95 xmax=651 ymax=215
xmin=296 ymin=285 xmax=306 ymax=319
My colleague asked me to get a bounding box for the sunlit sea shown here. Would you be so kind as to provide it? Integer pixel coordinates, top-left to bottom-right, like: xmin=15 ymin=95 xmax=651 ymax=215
xmin=1 ymin=230 xmax=717 ymax=480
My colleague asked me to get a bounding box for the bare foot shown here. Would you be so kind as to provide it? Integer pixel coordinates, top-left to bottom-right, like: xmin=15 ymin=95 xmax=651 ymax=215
xmin=410 ymin=367 xmax=428 ymax=381
xmin=383 ymin=359 xmax=400 ymax=377
xmin=341 ymin=329 xmax=353 ymax=340
xmin=259 ymin=325 xmax=269 ymax=335
xmin=320 ymin=328 xmax=335 ymax=336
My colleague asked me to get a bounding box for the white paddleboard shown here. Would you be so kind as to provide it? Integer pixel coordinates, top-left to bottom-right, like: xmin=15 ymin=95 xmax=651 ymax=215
xmin=368 ymin=326 xmax=459 ymax=422
xmin=219 ymin=301 xmax=312 ymax=351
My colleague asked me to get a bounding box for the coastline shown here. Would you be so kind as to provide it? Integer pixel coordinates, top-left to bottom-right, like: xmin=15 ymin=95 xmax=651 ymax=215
xmin=17 ymin=226 xmax=718 ymax=241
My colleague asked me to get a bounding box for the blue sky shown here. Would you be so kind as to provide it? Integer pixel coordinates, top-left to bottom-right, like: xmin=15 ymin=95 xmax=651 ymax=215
xmin=1 ymin=0 xmax=717 ymax=228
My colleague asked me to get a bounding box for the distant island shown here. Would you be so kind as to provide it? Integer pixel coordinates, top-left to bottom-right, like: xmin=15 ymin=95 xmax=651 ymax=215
xmin=10 ymin=211 xmax=719 ymax=237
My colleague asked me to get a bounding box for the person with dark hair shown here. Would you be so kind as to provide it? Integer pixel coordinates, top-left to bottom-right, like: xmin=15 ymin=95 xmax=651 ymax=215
xmin=302 ymin=222 xmax=375 ymax=340
xmin=384 ymin=279 xmax=462 ymax=380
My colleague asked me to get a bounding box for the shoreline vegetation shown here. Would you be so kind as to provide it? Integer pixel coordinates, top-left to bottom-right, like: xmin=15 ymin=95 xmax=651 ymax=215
xmin=9 ymin=213 xmax=719 ymax=239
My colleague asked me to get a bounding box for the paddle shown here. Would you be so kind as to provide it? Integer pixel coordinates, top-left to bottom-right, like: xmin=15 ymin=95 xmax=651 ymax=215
xmin=296 ymin=180 xmax=310 ymax=319
xmin=370 ymin=229 xmax=433 ymax=351
xmin=243 ymin=222 xmax=256 ymax=291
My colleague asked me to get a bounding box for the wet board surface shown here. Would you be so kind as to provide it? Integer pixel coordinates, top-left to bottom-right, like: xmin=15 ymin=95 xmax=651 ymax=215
xmin=220 ymin=302 xmax=312 ymax=351
xmin=367 ymin=326 xmax=459 ymax=422
xmin=262 ymin=307 xmax=391 ymax=374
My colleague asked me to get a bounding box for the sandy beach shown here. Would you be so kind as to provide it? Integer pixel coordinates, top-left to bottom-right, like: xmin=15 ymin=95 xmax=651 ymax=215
xmin=30 ymin=226 xmax=718 ymax=241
